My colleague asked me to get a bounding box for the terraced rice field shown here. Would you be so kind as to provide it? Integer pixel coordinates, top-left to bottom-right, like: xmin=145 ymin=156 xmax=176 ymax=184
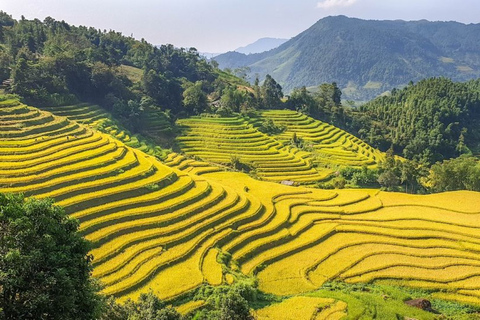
xmin=176 ymin=111 xmax=385 ymax=184
xmin=2 ymin=100 xmax=480 ymax=317
xmin=251 ymin=110 xmax=386 ymax=168
xmin=176 ymin=115 xmax=332 ymax=184
xmin=40 ymin=103 xmax=165 ymax=157
xmin=0 ymin=100 xmax=265 ymax=303
xmin=255 ymin=296 xmax=345 ymax=320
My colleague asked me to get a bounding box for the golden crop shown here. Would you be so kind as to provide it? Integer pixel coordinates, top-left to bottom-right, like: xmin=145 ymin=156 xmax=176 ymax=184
xmin=1 ymin=101 xmax=479 ymax=312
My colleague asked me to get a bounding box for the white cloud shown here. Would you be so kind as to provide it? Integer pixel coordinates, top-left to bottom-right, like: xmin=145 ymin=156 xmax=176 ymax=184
xmin=317 ymin=0 xmax=358 ymax=9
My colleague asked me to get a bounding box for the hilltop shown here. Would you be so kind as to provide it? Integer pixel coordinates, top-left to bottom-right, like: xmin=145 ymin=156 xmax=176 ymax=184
xmin=214 ymin=16 xmax=480 ymax=100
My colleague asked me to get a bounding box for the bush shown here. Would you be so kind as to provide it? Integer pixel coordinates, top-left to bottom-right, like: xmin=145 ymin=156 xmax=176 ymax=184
xmin=428 ymin=156 xmax=480 ymax=192
xmin=257 ymin=119 xmax=285 ymax=135
xmin=229 ymin=156 xmax=253 ymax=173
xmin=332 ymin=176 xmax=346 ymax=189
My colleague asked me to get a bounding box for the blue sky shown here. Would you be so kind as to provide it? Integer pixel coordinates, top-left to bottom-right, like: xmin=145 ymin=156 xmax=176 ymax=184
xmin=1 ymin=0 xmax=480 ymax=52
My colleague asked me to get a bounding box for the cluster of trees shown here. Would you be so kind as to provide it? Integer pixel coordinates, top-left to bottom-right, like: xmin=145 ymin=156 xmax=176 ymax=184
xmin=349 ymin=78 xmax=480 ymax=163
xmin=330 ymin=152 xmax=480 ymax=193
xmin=214 ymin=73 xmax=285 ymax=115
xmin=286 ymin=83 xmax=345 ymax=127
xmin=0 ymin=193 xmax=257 ymax=320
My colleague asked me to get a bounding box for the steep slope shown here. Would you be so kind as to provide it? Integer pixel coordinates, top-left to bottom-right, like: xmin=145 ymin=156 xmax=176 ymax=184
xmin=348 ymin=77 xmax=480 ymax=161
xmin=214 ymin=16 xmax=480 ymax=100
xmin=0 ymin=99 xmax=265 ymax=302
xmin=176 ymin=111 xmax=385 ymax=184
xmin=2 ymin=99 xmax=480 ymax=313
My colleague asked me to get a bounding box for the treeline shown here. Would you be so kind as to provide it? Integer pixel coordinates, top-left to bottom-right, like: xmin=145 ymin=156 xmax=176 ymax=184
xmin=0 ymin=12 xmax=301 ymax=138
xmin=331 ymin=152 xmax=480 ymax=193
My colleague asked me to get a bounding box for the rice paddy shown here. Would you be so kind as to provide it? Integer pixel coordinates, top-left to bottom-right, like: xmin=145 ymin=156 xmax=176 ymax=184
xmin=1 ymin=100 xmax=480 ymax=318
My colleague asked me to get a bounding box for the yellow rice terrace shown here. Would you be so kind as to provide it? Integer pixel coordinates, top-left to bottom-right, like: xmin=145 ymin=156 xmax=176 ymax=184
xmin=176 ymin=110 xmax=385 ymax=184
xmin=1 ymin=100 xmax=480 ymax=319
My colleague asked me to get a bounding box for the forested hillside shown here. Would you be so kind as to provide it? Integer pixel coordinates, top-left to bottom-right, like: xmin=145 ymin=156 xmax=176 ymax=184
xmin=214 ymin=16 xmax=480 ymax=101
xmin=348 ymin=78 xmax=480 ymax=163
xmin=0 ymin=11 xmax=222 ymax=139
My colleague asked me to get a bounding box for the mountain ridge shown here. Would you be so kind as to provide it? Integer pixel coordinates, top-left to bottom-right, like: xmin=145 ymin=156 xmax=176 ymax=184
xmin=213 ymin=16 xmax=480 ymax=100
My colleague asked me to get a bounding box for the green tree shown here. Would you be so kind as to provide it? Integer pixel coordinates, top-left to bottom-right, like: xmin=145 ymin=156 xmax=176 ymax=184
xmin=253 ymin=76 xmax=261 ymax=107
xmin=182 ymin=81 xmax=208 ymax=115
xmin=287 ymin=86 xmax=316 ymax=114
xmin=400 ymin=160 xmax=424 ymax=193
xmin=0 ymin=11 xmax=14 ymax=42
xmin=0 ymin=194 xmax=101 ymax=320
xmin=314 ymin=82 xmax=343 ymax=125
xmin=377 ymin=149 xmax=401 ymax=190
xmin=100 ymin=292 xmax=181 ymax=320
xmin=124 ymin=292 xmax=180 ymax=320
xmin=261 ymin=74 xmax=283 ymax=109
xmin=218 ymin=292 xmax=253 ymax=320
xmin=428 ymin=156 xmax=480 ymax=192
xmin=220 ymin=86 xmax=247 ymax=113
xmin=377 ymin=170 xmax=400 ymax=190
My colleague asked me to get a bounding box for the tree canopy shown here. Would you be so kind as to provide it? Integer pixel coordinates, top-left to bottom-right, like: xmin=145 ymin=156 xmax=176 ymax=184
xmin=351 ymin=77 xmax=480 ymax=163
xmin=0 ymin=193 xmax=100 ymax=320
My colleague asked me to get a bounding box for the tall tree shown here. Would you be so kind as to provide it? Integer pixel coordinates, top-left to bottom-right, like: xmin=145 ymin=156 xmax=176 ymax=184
xmin=261 ymin=74 xmax=283 ymax=109
xmin=183 ymin=81 xmax=208 ymax=115
xmin=0 ymin=194 xmax=101 ymax=320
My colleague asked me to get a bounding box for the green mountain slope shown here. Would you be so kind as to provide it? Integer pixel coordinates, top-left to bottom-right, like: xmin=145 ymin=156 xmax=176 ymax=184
xmin=347 ymin=77 xmax=480 ymax=162
xmin=214 ymin=16 xmax=480 ymax=100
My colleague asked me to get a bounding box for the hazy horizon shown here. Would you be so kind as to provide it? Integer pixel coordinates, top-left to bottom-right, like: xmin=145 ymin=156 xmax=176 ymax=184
xmin=1 ymin=0 xmax=480 ymax=53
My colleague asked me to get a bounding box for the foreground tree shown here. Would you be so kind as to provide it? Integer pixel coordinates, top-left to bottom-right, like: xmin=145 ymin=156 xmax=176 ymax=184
xmin=0 ymin=193 xmax=101 ymax=320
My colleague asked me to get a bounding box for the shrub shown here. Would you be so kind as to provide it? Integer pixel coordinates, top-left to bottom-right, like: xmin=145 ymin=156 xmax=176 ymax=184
xmin=257 ymin=119 xmax=285 ymax=135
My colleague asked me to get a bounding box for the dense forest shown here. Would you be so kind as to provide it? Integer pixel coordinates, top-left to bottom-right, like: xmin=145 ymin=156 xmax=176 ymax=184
xmin=0 ymin=11 xmax=215 ymax=116
xmin=350 ymin=78 xmax=480 ymax=163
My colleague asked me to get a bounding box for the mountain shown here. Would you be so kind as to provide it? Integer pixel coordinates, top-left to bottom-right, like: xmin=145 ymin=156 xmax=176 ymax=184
xmin=199 ymin=52 xmax=222 ymax=59
xmin=234 ymin=37 xmax=288 ymax=54
xmin=213 ymin=16 xmax=480 ymax=100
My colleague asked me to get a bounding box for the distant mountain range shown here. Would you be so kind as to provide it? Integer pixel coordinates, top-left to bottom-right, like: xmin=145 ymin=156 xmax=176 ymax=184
xmin=213 ymin=16 xmax=480 ymax=101
xmin=234 ymin=37 xmax=288 ymax=54
xmin=200 ymin=37 xmax=288 ymax=59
